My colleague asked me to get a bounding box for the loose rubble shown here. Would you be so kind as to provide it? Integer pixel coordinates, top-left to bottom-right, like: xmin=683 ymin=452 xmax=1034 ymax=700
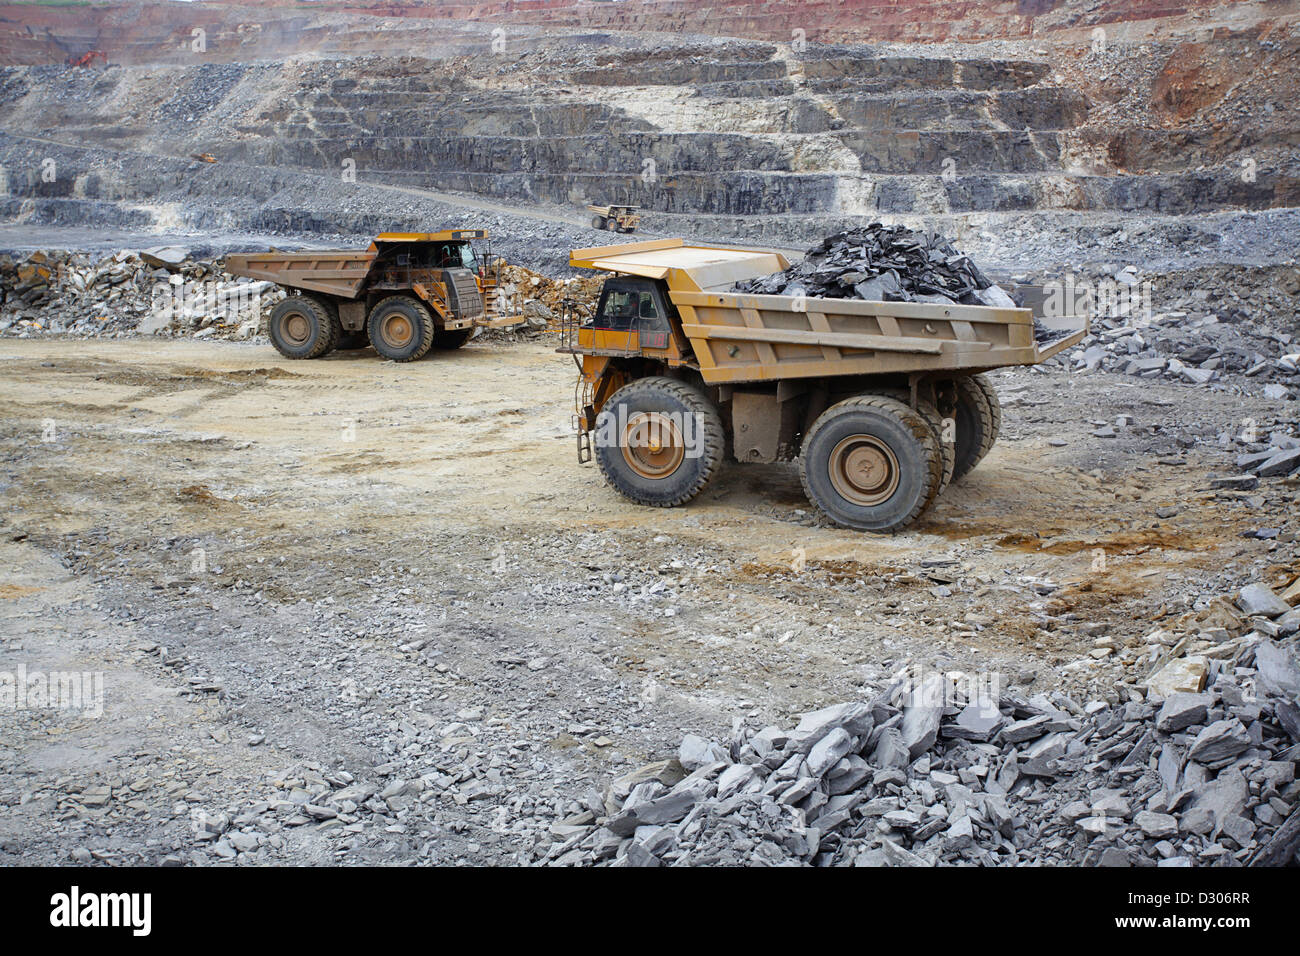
xmin=561 ymin=583 xmax=1300 ymax=866
xmin=0 ymin=248 xmax=277 ymax=341
xmin=1054 ymin=264 xmax=1299 ymax=395
xmin=486 ymin=263 xmax=603 ymax=334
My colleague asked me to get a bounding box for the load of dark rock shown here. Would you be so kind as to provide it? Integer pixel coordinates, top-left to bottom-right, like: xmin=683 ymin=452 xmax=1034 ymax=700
xmin=547 ymin=581 xmax=1300 ymax=867
xmin=736 ymin=222 xmax=1005 ymax=306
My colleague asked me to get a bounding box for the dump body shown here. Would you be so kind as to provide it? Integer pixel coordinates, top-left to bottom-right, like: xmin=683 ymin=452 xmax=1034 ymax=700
xmin=223 ymin=248 xmax=377 ymax=300
xmin=567 ymin=239 xmax=1087 ymax=383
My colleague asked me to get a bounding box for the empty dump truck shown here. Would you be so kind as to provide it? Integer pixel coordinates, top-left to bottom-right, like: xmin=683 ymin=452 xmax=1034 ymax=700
xmin=587 ymin=204 xmax=642 ymax=233
xmin=560 ymin=239 xmax=1088 ymax=532
xmin=224 ymin=230 xmax=517 ymax=362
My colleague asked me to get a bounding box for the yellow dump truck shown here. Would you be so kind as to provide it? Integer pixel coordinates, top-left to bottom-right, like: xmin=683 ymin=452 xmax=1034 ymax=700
xmin=224 ymin=230 xmax=518 ymax=361
xmin=560 ymin=239 xmax=1088 ymax=532
xmin=587 ymin=205 xmax=642 ymax=233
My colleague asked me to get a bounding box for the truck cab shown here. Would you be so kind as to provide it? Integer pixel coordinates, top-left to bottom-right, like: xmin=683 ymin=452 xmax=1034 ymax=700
xmin=586 ymin=276 xmax=675 ymax=352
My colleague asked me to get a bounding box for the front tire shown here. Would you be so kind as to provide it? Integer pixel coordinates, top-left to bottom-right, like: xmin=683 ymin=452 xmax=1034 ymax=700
xmin=367 ymin=295 xmax=435 ymax=362
xmin=799 ymin=395 xmax=940 ymax=533
xmin=594 ymin=377 xmax=725 ymax=507
xmin=268 ymin=295 xmax=337 ymax=359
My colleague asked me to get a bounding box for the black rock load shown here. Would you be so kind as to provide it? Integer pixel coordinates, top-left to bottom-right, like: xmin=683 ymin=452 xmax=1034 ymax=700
xmin=735 ymin=222 xmax=1014 ymax=310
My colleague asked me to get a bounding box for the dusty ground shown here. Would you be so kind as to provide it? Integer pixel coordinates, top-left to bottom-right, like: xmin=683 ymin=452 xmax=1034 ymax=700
xmin=0 ymin=336 xmax=1295 ymax=865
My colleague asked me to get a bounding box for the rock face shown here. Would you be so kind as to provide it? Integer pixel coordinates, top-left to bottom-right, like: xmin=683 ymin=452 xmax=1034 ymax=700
xmin=560 ymin=658 xmax=1300 ymax=866
xmin=1 ymin=0 xmax=1297 ymax=260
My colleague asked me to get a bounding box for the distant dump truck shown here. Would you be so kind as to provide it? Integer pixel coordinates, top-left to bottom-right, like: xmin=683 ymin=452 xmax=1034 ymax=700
xmin=560 ymin=239 xmax=1088 ymax=532
xmin=587 ymin=205 xmax=641 ymax=233
xmin=224 ymin=230 xmax=516 ymax=362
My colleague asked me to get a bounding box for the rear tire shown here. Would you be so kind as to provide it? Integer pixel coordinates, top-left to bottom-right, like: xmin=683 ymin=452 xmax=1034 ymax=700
xmin=595 ymin=377 xmax=725 ymax=507
xmin=973 ymin=373 xmax=1002 ymax=448
xmin=367 ymin=295 xmax=435 ymax=362
xmin=874 ymin=388 xmax=953 ymax=504
xmin=953 ymin=375 xmax=995 ymax=481
xmin=433 ymin=327 xmax=473 ymax=349
xmin=799 ymin=395 xmax=940 ymax=533
xmin=268 ymin=295 xmax=337 ymax=360
xmin=592 ymin=216 xmax=606 ymax=230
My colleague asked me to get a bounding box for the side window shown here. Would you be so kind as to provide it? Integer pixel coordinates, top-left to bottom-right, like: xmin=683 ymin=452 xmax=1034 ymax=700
xmin=636 ymin=291 xmax=665 ymax=328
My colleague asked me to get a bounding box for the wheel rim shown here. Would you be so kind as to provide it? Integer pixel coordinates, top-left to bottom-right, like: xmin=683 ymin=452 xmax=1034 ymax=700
xmin=828 ymin=434 xmax=900 ymax=506
xmin=621 ymin=412 xmax=685 ymax=479
xmin=380 ymin=313 xmax=413 ymax=349
xmin=280 ymin=310 xmax=311 ymax=346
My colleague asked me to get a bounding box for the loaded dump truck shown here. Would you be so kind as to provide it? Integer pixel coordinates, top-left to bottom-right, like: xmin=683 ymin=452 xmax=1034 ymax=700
xmin=560 ymin=239 xmax=1088 ymax=532
xmin=224 ymin=230 xmax=517 ymax=362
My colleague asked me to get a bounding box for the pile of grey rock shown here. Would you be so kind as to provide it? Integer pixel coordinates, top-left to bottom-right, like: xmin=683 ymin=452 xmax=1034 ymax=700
xmin=555 ymin=583 xmax=1300 ymax=867
xmin=0 ymin=247 xmax=277 ymax=341
xmin=1058 ymin=267 xmax=1299 ymax=392
xmin=1233 ymin=433 xmax=1300 ymax=482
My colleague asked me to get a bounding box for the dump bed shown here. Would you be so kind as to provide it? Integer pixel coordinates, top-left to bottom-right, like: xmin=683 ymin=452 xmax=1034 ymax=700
xmin=570 ymin=239 xmax=1088 ymax=385
xmin=223 ymin=249 xmax=377 ymax=299
xmin=223 ymin=230 xmax=491 ymax=300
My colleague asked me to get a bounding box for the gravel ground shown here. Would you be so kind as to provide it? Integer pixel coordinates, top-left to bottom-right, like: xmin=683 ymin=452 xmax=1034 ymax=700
xmin=0 ymin=337 xmax=1295 ymax=865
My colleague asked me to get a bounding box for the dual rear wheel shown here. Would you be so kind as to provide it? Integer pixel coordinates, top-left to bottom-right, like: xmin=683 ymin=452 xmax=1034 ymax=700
xmin=799 ymin=395 xmax=942 ymax=532
xmin=268 ymin=295 xmax=338 ymax=360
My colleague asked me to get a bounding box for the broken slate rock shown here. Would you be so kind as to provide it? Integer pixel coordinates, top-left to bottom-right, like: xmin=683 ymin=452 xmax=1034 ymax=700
xmin=1237 ymin=584 xmax=1292 ymax=618
xmin=1135 ymin=811 xmax=1179 ymax=839
xmin=942 ymin=700 xmax=1005 ymax=742
xmin=607 ymin=790 xmax=699 ymax=836
xmin=899 ymin=673 xmax=945 ymax=759
xmin=1255 ymin=641 xmax=1300 ymax=700
xmin=1188 ymin=719 xmax=1251 ymax=764
xmin=806 ymin=728 xmax=855 ymax=778
xmin=679 ymin=734 xmax=729 ymax=771
xmin=1155 ymin=693 xmax=1212 ymax=733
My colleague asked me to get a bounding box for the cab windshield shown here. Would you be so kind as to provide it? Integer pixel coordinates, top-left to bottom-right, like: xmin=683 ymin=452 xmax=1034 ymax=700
xmin=432 ymin=241 xmax=478 ymax=271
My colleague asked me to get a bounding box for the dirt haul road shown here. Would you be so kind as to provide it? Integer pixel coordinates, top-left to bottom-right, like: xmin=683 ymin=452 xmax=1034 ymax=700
xmin=0 ymin=337 xmax=1294 ymax=865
